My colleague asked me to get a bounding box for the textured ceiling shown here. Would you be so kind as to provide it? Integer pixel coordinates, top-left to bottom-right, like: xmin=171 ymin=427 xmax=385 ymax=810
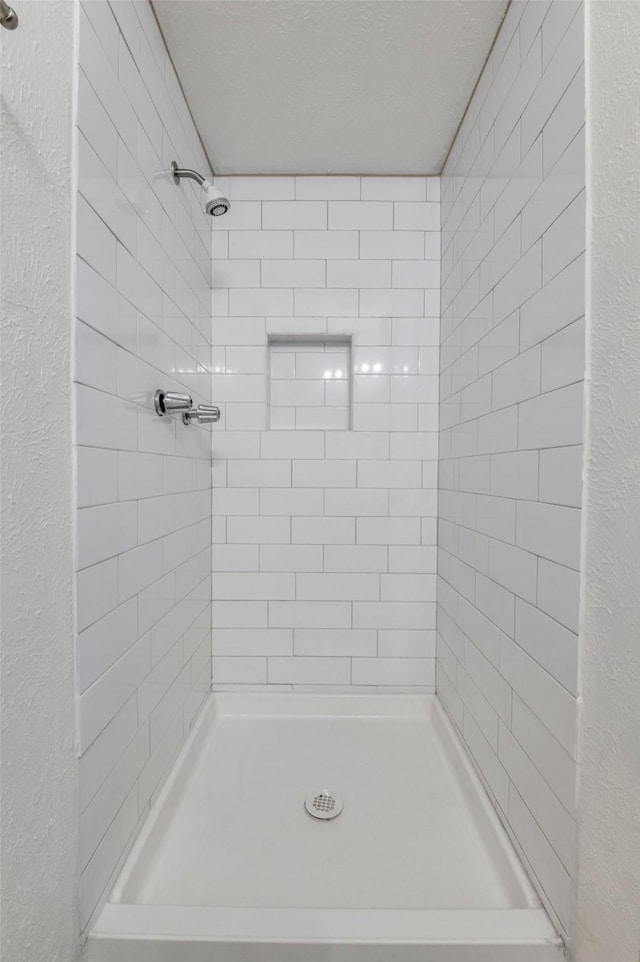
xmin=152 ymin=0 xmax=508 ymax=175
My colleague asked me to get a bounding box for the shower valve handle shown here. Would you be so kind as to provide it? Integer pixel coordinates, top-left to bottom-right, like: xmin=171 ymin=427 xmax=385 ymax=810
xmin=182 ymin=404 xmax=221 ymax=425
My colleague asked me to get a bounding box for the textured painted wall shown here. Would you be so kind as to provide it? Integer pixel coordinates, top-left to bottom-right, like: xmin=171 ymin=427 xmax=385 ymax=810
xmin=437 ymin=0 xmax=584 ymax=939
xmin=210 ymin=176 xmax=439 ymax=691
xmin=74 ymin=0 xmax=212 ymax=928
xmin=0 ymin=3 xmax=81 ymax=961
xmin=574 ymin=2 xmax=640 ymax=959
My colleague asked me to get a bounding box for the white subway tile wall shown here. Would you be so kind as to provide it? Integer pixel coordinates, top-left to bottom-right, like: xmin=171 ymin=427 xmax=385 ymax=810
xmin=211 ymin=176 xmax=440 ymax=691
xmin=437 ymin=0 xmax=584 ymax=939
xmin=75 ymin=0 xmax=212 ymax=927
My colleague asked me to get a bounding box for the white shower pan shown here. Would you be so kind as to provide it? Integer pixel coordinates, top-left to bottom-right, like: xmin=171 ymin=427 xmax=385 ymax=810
xmin=89 ymin=694 xmax=563 ymax=961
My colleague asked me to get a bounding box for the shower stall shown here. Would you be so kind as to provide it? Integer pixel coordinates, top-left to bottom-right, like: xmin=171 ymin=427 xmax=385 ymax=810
xmin=76 ymin=0 xmax=583 ymax=953
xmin=5 ymin=0 xmax=638 ymax=961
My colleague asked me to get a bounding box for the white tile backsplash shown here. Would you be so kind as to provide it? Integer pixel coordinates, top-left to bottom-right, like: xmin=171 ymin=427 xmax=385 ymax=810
xmin=212 ymin=175 xmax=439 ymax=692
xmin=75 ymin=0 xmax=212 ymax=929
xmin=437 ymin=0 xmax=584 ymax=939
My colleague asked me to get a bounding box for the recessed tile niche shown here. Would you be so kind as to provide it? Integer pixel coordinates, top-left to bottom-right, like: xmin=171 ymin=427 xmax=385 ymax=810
xmin=267 ymin=335 xmax=352 ymax=430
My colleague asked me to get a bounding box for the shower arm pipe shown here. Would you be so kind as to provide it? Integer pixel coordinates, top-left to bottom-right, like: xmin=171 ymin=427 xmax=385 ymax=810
xmin=171 ymin=162 xmax=209 ymax=186
xmin=0 ymin=0 xmax=18 ymax=29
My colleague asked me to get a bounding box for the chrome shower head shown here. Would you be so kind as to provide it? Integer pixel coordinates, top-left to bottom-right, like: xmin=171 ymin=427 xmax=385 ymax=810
xmin=170 ymin=161 xmax=230 ymax=217
xmin=202 ymin=180 xmax=230 ymax=217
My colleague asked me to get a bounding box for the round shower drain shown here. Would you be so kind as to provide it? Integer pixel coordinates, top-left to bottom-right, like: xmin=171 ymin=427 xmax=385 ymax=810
xmin=304 ymin=790 xmax=343 ymax=820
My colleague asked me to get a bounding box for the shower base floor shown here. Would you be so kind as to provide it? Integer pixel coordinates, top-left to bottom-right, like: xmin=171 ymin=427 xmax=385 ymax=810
xmin=89 ymin=693 xmax=563 ymax=961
